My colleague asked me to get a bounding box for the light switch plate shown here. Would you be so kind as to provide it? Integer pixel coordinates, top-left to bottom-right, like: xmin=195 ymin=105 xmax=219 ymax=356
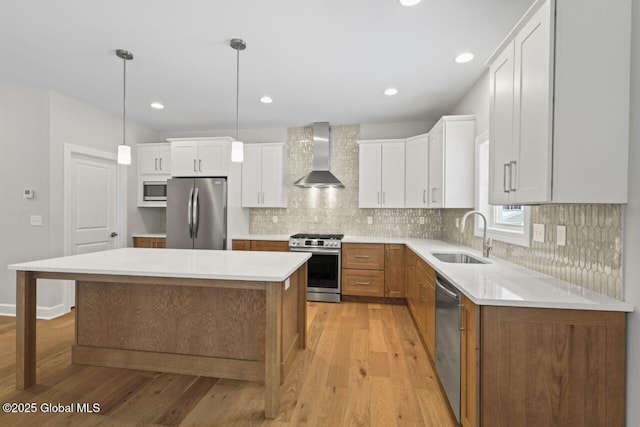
xmin=285 ymin=278 xmax=290 ymax=290
xmin=557 ymin=225 xmax=567 ymax=246
xmin=367 ymin=216 xmax=373 ymax=225
xmin=30 ymin=215 xmax=43 ymax=226
xmin=533 ymin=223 xmax=545 ymax=243
xmin=23 ymin=189 xmax=35 ymax=199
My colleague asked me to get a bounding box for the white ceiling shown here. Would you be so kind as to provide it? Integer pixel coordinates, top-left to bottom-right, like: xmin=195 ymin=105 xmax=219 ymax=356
xmin=0 ymin=0 xmax=533 ymax=132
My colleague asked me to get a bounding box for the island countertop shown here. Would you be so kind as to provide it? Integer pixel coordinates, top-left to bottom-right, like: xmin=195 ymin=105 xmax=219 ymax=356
xmin=8 ymin=248 xmax=311 ymax=282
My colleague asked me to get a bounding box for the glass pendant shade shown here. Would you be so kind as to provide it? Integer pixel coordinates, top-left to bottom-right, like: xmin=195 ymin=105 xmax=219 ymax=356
xmin=117 ymin=144 xmax=131 ymax=165
xmin=231 ymin=140 xmax=244 ymax=163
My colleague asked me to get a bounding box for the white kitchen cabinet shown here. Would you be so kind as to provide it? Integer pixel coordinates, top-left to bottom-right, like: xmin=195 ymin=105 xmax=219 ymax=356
xmin=168 ymin=137 xmax=232 ymax=177
xmin=427 ymin=116 xmax=475 ymax=208
xmin=487 ymin=0 xmax=631 ymax=204
xmin=137 ymin=143 xmax=171 ymax=207
xmin=241 ymin=143 xmax=287 ymax=208
xmin=404 ymin=133 xmax=429 ymax=208
xmin=138 ymin=143 xmax=171 ymax=175
xmin=357 ymin=139 xmax=405 ymax=208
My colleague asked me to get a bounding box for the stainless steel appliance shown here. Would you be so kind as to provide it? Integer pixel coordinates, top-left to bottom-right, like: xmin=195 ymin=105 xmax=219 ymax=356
xmin=435 ymin=274 xmax=462 ymax=423
xmin=166 ymin=177 xmax=227 ymax=249
xmin=289 ymin=233 xmax=344 ymax=303
xmin=143 ymin=181 xmax=167 ymax=202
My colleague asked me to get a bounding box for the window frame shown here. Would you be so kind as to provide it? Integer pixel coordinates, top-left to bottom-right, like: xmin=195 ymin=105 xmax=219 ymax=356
xmin=474 ymin=131 xmax=531 ymax=247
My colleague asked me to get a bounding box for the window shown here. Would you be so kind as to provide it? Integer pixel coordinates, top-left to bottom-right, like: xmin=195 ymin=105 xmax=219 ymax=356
xmin=474 ymin=133 xmax=531 ymax=247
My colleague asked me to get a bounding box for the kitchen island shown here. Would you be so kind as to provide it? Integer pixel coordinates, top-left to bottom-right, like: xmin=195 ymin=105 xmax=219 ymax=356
xmin=8 ymin=248 xmax=310 ymax=419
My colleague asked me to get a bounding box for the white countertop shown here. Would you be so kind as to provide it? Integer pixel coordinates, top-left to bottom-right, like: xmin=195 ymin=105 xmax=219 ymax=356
xmin=233 ymin=233 xmax=634 ymax=312
xmin=132 ymin=233 xmax=166 ymax=238
xmin=8 ymin=248 xmax=311 ymax=283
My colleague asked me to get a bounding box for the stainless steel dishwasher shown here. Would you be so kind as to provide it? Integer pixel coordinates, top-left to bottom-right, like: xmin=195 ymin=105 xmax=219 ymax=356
xmin=435 ymin=274 xmax=461 ymax=423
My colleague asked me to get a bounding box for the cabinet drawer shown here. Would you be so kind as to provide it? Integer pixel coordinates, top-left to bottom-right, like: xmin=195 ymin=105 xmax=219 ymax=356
xmin=342 ymin=243 xmax=385 ymax=270
xmin=232 ymin=240 xmax=251 ymax=251
xmin=250 ymin=240 xmax=289 ymax=252
xmin=133 ymin=237 xmax=166 ymax=248
xmin=342 ymin=269 xmax=385 ymax=297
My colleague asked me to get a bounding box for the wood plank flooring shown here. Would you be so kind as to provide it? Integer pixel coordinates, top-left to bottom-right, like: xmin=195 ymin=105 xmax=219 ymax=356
xmin=0 ymin=302 xmax=456 ymax=426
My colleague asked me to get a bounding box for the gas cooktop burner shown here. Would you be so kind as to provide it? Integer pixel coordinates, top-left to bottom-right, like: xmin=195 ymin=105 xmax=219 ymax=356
xmin=290 ymin=233 xmax=344 ymax=240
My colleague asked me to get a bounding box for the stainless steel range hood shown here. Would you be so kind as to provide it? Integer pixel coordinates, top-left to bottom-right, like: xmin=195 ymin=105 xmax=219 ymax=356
xmin=293 ymin=122 xmax=344 ymax=188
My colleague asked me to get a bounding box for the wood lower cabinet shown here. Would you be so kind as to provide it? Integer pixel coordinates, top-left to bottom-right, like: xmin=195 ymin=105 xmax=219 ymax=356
xmin=405 ymin=248 xmax=435 ymax=360
xmin=342 ymin=269 xmax=385 ymax=297
xmin=384 ymin=244 xmax=405 ymax=298
xmin=231 ymin=239 xmax=288 ymax=252
xmin=342 ymin=243 xmax=385 ymax=270
xmin=133 ymin=237 xmax=166 ymax=248
xmin=460 ymin=295 xmax=479 ymax=427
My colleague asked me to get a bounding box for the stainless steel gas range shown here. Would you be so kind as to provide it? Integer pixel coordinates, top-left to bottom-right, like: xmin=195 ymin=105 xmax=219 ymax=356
xmin=289 ymin=233 xmax=344 ymax=303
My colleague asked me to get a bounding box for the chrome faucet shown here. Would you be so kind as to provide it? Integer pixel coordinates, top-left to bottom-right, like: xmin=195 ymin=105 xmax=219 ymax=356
xmin=460 ymin=210 xmax=493 ymax=258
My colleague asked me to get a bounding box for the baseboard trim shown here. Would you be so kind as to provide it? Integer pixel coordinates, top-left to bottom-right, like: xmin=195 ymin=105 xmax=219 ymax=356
xmin=0 ymin=303 xmax=69 ymax=320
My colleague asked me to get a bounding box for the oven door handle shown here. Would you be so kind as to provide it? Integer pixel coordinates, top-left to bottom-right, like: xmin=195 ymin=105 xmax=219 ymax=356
xmin=289 ymin=247 xmax=341 ymax=255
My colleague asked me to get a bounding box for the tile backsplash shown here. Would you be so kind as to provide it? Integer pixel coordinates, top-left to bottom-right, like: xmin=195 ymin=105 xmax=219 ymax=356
xmin=249 ymin=124 xmax=624 ymax=299
xmin=249 ymin=125 xmax=441 ymax=237
xmin=441 ymin=205 xmax=623 ymax=299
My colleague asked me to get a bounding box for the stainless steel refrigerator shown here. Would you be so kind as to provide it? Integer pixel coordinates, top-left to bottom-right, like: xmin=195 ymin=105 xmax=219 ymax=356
xmin=166 ymin=177 xmax=227 ymax=249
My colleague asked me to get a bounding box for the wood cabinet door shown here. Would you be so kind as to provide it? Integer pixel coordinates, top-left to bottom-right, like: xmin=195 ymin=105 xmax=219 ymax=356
xmin=381 ymin=142 xmax=405 ymax=208
xmin=241 ymin=145 xmax=262 ymax=207
xmin=489 ymin=41 xmax=516 ymax=205
xmin=428 ymin=123 xmax=444 ymax=208
xmin=417 ymin=260 xmax=436 ymax=358
xmin=358 ymin=143 xmax=382 ymax=208
xmin=405 ymin=135 xmax=429 ymax=208
xmin=406 ymin=249 xmax=418 ymax=316
xmin=170 ymin=141 xmax=199 ymax=176
xmin=460 ymin=295 xmax=478 ymax=427
xmin=384 ymin=244 xmax=405 ymax=298
xmin=512 ymin=0 xmax=553 ymax=203
xmin=232 ymin=239 xmax=251 ymax=251
xmin=198 ymin=140 xmax=229 ymax=176
xmin=342 ymin=269 xmax=385 ymax=297
xmin=342 ymin=243 xmax=385 ymax=270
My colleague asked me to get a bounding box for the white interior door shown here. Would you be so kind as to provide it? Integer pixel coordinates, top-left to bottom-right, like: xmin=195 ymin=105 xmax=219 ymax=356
xmin=64 ymin=145 xmax=123 ymax=309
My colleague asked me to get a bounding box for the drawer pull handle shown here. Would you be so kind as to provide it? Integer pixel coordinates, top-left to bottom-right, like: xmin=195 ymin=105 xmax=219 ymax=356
xmin=355 ymin=281 xmax=371 ymax=285
xmin=355 ymin=255 xmax=370 ymax=259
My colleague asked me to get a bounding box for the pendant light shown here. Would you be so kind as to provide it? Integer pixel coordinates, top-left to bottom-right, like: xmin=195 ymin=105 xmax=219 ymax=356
xmin=230 ymin=39 xmax=246 ymax=163
xmin=116 ymin=49 xmax=133 ymax=165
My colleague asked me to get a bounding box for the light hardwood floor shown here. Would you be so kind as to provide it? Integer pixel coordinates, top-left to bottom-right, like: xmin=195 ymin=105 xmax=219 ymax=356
xmin=0 ymin=302 xmax=456 ymax=426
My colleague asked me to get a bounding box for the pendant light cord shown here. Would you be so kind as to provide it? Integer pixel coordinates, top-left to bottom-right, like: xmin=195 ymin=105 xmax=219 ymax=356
xmin=123 ymin=55 xmax=127 ymax=147
xmin=235 ymin=46 xmax=240 ymax=142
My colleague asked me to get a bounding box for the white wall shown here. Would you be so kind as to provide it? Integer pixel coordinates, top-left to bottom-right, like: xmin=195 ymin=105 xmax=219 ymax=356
xmin=449 ymin=70 xmax=489 ymax=137
xmin=0 ymin=90 xmax=52 ymax=316
xmin=625 ymin=0 xmax=640 ymax=423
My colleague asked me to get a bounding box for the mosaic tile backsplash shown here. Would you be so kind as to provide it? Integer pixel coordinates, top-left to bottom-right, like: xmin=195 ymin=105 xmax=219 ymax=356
xmin=250 ymin=124 xmax=624 ymax=299
xmin=441 ymin=206 xmax=623 ymax=299
xmin=249 ymin=125 xmax=442 ymax=237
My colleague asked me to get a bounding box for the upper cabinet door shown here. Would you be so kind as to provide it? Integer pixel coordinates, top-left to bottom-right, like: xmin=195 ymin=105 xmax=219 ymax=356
xmin=428 ymin=123 xmax=444 ymax=208
xmin=198 ymin=140 xmax=229 ymax=176
xmin=405 ymin=134 xmax=429 ymax=208
xmin=512 ymin=0 xmax=553 ymax=203
xmin=170 ymin=141 xmax=199 ymax=177
xmin=358 ymin=143 xmax=382 ymax=208
xmin=241 ymin=144 xmax=262 ymax=207
xmin=381 ymin=142 xmax=405 ymax=208
xmin=260 ymin=144 xmax=286 ymax=207
xmin=489 ymin=42 xmax=516 ymax=205
xmin=157 ymin=144 xmax=172 ymax=174
xmin=138 ymin=145 xmax=161 ymax=175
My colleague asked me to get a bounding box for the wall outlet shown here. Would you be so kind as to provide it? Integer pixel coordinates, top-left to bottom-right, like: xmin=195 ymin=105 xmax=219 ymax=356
xmin=30 ymin=215 xmax=43 ymax=226
xmin=533 ymin=223 xmax=545 ymax=243
xmin=367 ymin=216 xmax=373 ymax=225
xmin=419 ymin=217 xmax=425 ymax=225
xmin=272 ymin=215 xmax=278 ymax=223
xmin=556 ymin=225 xmax=567 ymax=246
xmin=455 ymin=218 xmax=460 ymax=228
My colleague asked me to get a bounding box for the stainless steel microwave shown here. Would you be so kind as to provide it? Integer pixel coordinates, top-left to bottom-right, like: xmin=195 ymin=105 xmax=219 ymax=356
xmin=143 ymin=181 xmax=167 ymax=201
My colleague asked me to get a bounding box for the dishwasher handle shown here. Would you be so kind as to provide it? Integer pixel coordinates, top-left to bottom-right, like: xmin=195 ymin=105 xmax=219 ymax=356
xmin=436 ymin=280 xmax=459 ymax=300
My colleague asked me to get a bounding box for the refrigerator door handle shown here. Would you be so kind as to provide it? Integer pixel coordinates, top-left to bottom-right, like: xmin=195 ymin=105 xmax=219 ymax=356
xmin=193 ymin=187 xmax=199 ymax=238
xmin=187 ymin=187 xmax=194 ymax=238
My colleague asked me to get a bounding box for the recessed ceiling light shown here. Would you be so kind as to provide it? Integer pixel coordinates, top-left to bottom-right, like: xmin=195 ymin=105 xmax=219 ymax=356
xmin=455 ymin=52 xmax=474 ymax=63
xmin=384 ymin=88 xmax=398 ymax=96
xmin=398 ymin=0 xmax=422 ymax=6
xmin=260 ymin=96 xmax=273 ymax=104
xmin=150 ymin=102 xmax=165 ymax=110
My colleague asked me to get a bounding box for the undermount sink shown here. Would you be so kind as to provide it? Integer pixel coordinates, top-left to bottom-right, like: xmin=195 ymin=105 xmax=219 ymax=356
xmin=431 ymin=252 xmax=489 ymax=264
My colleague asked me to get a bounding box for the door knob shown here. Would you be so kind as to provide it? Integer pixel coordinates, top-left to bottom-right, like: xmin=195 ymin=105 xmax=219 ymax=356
xmin=110 ymin=232 xmax=118 ymax=238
